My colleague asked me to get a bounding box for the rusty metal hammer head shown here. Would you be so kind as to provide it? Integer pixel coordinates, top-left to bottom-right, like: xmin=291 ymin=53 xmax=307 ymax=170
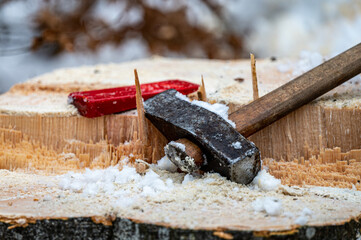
xmin=144 ymin=89 xmax=261 ymax=184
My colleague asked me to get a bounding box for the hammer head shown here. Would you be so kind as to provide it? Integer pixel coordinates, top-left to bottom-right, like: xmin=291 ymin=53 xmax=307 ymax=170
xmin=144 ymin=89 xmax=261 ymax=184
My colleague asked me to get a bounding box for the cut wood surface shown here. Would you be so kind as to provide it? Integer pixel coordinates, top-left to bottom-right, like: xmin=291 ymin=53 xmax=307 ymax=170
xmin=0 ymin=169 xmax=361 ymax=239
xmin=0 ymin=57 xmax=361 ymax=238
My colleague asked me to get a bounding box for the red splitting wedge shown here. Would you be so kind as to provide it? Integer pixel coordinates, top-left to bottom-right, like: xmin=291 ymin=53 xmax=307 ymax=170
xmin=68 ymin=80 xmax=200 ymax=118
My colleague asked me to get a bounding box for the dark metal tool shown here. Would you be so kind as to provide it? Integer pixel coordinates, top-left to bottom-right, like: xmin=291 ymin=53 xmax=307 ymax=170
xmin=144 ymin=90 xmax=260 ymax=184
xmin=144 ymin=43 xmax=361 ymax=184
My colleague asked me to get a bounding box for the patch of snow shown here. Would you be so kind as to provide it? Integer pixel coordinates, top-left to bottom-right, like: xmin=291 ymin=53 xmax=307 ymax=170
xmin=182 ymin=173 xmax=195 ymax=185
xmin=292 ymin=51 xmax=325 ymax=76
xmin=302 ymin=207 xmax=313 ymax=216
xmin=112 ymin=196 xmax=135 ymax=208
xmin=57 ymin=165 xmax=173 ymax=197
xmin=175 ymin=92 xmax=191 ymax=102
xmin=252 ymin=197 xmax=283 ymax=216
xmin=295 ymin=215 xmax=308 ymax=225
xmin=294 ymin=207 xmax=313 ymax=225
xmin=277 ymin=51 xmax=325 ymax=76
xmin=203 ymin=177 xmax=215 ymax=184
xmin=175 ymin=92 xmax=235 ymax=127
xmin=242 ymin=1 xmax=361 ymax=58
xmin=231 ymin=141 xmax=242 ymax=149
xmin=250 ymin=169 xmax=281 ymax=191
xmin=168 ymin=141 xmax=186 ymax=152
xmin=138 ymin=170 xmax=174 ymax=196
xmin=191 ymin=100 xmax=236 ymax=128
xmin=283 ymin=211 xmax=295 ymax=218
xmin=156 ymin=156 xmax=178 ymax=172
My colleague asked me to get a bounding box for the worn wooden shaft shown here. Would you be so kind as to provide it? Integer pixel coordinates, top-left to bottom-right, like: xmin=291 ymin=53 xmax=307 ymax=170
xmin=231 ymin=43 xmax=361 ymax=137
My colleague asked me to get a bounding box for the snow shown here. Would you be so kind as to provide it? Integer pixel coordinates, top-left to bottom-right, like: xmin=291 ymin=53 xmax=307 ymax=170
xmin=231 ymin=141 xmax=242 ymax=149
xmin=277 ymin=50 xmax=361 ymax=89
xmin=155 ymin=156 xmax=178 ymax=172
xmin=191 ymin=100 xmax=236 ymax=128
xmin=175 ymin=92 xmax=236 ymax=128
xmin=302 ymin=207 xmax=313 ymax=216
xmin=57 ymin=165 xmax=173 ymax=197
xmin=138 ymin=169 xmax=174 ymax=196
xmin=292 ymin=51 xmax=325 ymax=76
xmin=175 ymin=92 xmax=191 ymax=102
xmin=250 ymin=169 xmax=281 ymax=191
xmin=142 ymin=0 xmax=222 ymax=33
xmin=182 ymin=173 xmax=195 ymax=185
xmin=243 ymin=1 xmax=361 ymax=58
xmin=294 ymin=207 xmax=313 ymax=225
xmin=252 ymin=197 xmax=283 ymax=216
xmin=277 ymin=51 xmax=325 ymax=76
xmin=294 ymin=215 xmax=308 ymax=225
xmin=168 ymin=141 xmax=186 ymax=152
xmin=112 ymin=196 xmax=135 ymax=209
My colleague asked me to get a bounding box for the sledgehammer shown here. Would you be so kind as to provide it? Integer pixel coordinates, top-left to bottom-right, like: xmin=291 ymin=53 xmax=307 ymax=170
xmin=144 ymin=43 xmax=361 ymax=184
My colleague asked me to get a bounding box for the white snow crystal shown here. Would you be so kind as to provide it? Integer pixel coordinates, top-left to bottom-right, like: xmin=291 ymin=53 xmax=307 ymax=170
xmin=302 ymin=207 xmax=313 ymax=216
xmin=175 ymin=92 xmax=191 ymax=102
xmin=58 ymin=165 xmax=173 ymax=199
xmin=141 ymin=185 xmax=157 ymax=196
xmin=252 ymin=197 xmax=282 ymax=216
xmin=191 ymin=100 xmax=236 ymax=128
xmin=278 ymin=51 xmax=325 ymax=76
xmin=250 ymin=169 xmax=281 ymax=191
xmin=169 ymin=141 xmax=186 ymax=151
xmin=294 ymin=207 xmax=313 ymax=225
xmin=138 ymin=170 xmax=174 ymax=195
xmin=231 ymin=141 xmax=242 ymax=149
xmin=114 ymin=166 xmax=141 ymax=184
xmin=182 ymin=174 xmax=195 ymax=185
xmin=175 ymin=92 xmax=236 ymax=128
xmin=292 ymin=51 xmax=324 ymax=76
xmin=156 ymin=156 xmax=178 ymax=172
xmin=112 ymin=197 xmax=135 ymax=208
xmin=295 ymin=215 xmax=309 ymax=225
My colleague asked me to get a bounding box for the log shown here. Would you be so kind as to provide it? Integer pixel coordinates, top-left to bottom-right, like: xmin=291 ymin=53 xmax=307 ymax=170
xmin=0 ymin=57 xmax=361 ymax=239
xmin=1 ymin=217 xmax=360 ymax=240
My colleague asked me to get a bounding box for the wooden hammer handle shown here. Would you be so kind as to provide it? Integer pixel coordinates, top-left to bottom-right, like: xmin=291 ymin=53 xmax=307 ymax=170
xmin=231 ymin=42 xmax=361 ymax=137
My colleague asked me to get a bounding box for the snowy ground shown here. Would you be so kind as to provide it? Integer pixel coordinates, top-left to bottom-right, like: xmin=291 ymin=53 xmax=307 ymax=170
xmin=1 ymin=0 xmax=361 ymax=92
xmin=1 ymin=161 xmax=361 ymax=231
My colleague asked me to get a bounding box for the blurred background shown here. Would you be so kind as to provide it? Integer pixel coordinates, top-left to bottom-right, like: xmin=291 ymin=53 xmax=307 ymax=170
xmin=0 ymin=0 xmax=361 ymax=93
